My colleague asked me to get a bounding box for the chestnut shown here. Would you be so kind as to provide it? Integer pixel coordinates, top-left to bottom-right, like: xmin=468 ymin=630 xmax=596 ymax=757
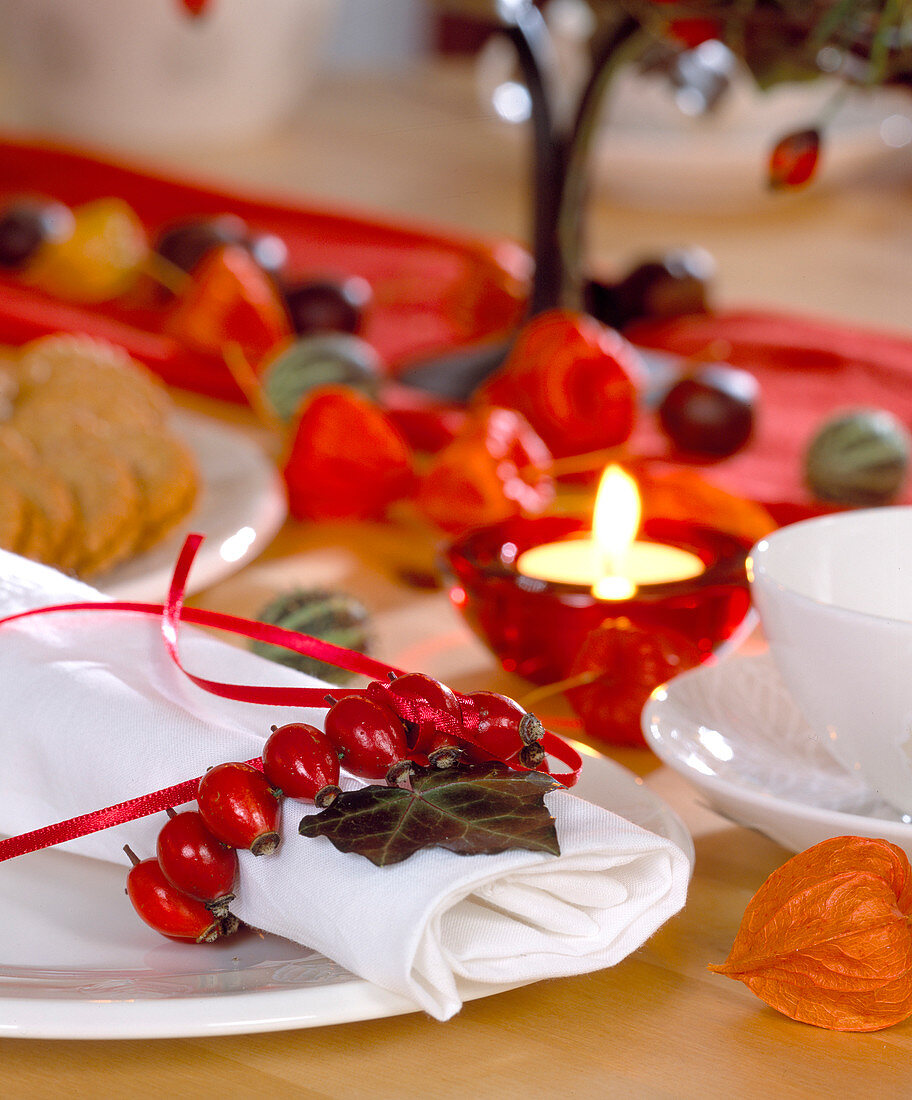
xmin=658 ymin=363 xmax=758 ymax=457
xmin=588 ymin=247 xmax=716 ymax=329
xmin=282 ymin=275 xmax=373 ymax=336
xmin=155 ymin=214 xmax=248 ymax=274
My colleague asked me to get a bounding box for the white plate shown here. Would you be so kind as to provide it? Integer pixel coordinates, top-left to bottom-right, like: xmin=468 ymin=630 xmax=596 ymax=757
xmin=644 ymin=651 xmax=912 ymax=857
xmin=0 ymin=748 xmax=691 ymax=1040
xmin=96 ymin=411 xmax=287 ymax=603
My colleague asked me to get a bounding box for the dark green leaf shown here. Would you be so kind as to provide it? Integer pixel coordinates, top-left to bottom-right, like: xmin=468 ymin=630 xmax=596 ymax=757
xmin=298 ymin=762 xmax=561 ymax=866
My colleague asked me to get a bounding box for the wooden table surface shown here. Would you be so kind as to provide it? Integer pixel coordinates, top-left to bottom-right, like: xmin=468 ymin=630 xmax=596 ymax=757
xmin=4 ymin=61 xmax=912 ymax=1099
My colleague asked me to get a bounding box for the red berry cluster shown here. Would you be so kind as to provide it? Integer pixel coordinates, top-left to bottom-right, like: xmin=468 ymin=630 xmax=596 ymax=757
xmin=124 ymin=674 xmax=545 ymax=943
xmin=326 ymin=673 xmax=546 ymax=782
xmin=125 ymin=721 xmax=341 ymax=943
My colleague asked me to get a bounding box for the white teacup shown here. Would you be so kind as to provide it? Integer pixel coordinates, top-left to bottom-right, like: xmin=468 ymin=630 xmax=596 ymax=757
xmin=750 ymin=507 xmax=912 ymax=816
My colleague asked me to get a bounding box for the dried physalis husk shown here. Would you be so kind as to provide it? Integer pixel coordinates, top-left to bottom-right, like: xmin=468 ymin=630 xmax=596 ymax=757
xmin=709 ymin=835 xmax=912 ymax=1032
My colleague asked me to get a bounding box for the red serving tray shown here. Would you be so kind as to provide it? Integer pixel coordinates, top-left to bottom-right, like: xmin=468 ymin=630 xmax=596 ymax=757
xmin=6 ymin=136 xmax=912 ymax=522
xmin=0 ymin=136 xmax=529 ymax=400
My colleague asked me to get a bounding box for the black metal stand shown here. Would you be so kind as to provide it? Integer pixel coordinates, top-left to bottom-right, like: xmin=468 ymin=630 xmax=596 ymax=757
xmin=500 ymin=3 xmax=641 ymax=314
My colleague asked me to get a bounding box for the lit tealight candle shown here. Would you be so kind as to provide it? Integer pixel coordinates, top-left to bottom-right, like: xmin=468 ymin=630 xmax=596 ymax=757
xmin=516 ymin=465 xmax=705 ymax=599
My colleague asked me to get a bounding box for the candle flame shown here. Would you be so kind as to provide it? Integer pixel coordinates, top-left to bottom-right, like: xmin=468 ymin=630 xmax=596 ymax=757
xmin=593 ymin=465 xmax=641 ymax=563
xmin=592 ymin=465 xmax=640 ymax=599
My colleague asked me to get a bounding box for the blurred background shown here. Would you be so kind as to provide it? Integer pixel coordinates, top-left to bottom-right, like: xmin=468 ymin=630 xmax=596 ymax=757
xmin=2 ymin=0 xmax=910 ymax=207
xmin=1 ymin=0 xmax=911 ymax=325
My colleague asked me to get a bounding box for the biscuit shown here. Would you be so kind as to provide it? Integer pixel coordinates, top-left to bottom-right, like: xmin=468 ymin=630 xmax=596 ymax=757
xmin=0 ymin=480 xmax=27 ymax=553
xmin=1 ymin=333 xmax=198 ymax=578
xmin=118 ymin=428 xmax=198 ymax=549
xmin=14 ymin=333 xmax=171 ymax=428
xmin=11 ymin=414 xmax=143 ymax=576
xmin=0 ymin=426 xmax=77 ymax=565
xmin=12 ymin=401 xmax=197 ymax=552
xmin=0 ymin=356 xmax=17 ymax=420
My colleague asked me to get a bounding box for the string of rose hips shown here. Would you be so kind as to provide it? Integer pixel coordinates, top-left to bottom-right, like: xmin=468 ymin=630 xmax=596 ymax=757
xmin=0 ymin=534 xmax=579 ymax=945
xmin=123 ymin=673 xmax=549 ymax=944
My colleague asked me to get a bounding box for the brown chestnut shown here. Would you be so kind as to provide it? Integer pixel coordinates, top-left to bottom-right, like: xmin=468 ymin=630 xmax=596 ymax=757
xmin=588 ymin=247 xmax=716 ymax=329
xmin=282 ymin=276 xmax=372 ymax=336
xmin=155 ymin=214 xmax=248 ymax=274
xmin=658 ymin=363 xmax=758 ymax=457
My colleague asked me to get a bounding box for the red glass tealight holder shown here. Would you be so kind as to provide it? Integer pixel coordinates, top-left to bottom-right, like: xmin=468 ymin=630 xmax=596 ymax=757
xmin=444 ymin=515 xmax=753 ymax=686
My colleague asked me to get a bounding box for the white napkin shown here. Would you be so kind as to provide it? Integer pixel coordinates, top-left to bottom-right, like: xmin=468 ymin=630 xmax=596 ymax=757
xmin=0 ymin=550 xmax=690 ymax=1020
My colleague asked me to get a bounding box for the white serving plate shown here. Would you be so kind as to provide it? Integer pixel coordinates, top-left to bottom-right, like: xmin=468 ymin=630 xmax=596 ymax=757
xmin=98 ymin=411 xmax=287 ymax=603
xmin=0 ymin=746 xmax=692 ymax=1040
xmin=644 ymin=651 xmax=912 ymax=856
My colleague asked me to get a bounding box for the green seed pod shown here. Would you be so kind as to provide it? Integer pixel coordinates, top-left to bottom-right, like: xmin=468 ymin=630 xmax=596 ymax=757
xmin=251 ymin=588 xmax=372 ymax=685
xmin=262 ymin=334 xmax=382 ymax=422
xmin=804 ymin=408 xmax=911 ymax=506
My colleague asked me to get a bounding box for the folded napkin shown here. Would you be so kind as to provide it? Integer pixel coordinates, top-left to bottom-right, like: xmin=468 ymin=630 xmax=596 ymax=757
xmin=0 ymin=550 xmax=690 ymax=1020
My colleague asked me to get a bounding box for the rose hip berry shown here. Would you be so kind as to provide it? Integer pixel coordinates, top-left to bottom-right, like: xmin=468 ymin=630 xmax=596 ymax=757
xmin=124 ymin=846 xmax=236 ymax=943
xmin=370 ymin=672 xmax=463 ymax=744
xmin=419 ymin=726 xmax=464 ymax=769
xmin=463 ymin=690 xmax=544 ymax=760
xmin=323 ymin=694 xmax=411 ymax=782
xmin=262 ymin=721 xmax=342 ymax=806
xmin=197 ymin=762 xmax=281 ymax=856
xmin=156 ymin=809 xmax=238 ymax=917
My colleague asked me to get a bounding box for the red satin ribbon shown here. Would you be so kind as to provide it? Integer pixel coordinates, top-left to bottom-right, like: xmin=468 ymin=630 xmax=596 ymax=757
xmin=0 ymin=534 xmax=582 ymax=863
xmin=0 ymin=757 xmax=265 ymax=864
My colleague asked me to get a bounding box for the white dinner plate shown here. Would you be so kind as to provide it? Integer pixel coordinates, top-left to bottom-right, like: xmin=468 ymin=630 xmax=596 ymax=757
xmin=644 ymin=651 xmax=912 ymax=857
xmin=0 ymin=747 xmax=691 ymax=1040
xmin=96 ymin=411 xmax=287 ymax=603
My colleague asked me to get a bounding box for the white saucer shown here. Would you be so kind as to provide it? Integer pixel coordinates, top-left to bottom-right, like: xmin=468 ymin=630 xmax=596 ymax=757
xmin=643 ymin=651 xmax=912 ymax=857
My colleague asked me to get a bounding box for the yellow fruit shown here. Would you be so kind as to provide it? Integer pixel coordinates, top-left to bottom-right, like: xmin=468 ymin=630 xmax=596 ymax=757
xmin=27 ymin=198 xmax=148 ymax=303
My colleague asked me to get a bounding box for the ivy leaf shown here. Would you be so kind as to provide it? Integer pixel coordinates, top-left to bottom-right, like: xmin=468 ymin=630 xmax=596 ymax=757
xmin=298 ymin=762 xmax=561 ymax=867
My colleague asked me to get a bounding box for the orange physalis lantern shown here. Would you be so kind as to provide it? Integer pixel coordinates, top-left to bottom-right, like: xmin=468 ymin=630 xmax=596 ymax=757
xmin=710 ymin=835 xmax=912 ymax=1032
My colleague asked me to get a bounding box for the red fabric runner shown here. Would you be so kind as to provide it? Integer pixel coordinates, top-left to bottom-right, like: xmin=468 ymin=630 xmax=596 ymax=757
xmin=629 ymin=307 xmax=912 ymax=522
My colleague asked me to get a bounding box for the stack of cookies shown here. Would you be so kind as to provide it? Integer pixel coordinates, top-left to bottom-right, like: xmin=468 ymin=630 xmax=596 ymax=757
xmin=0 ymin=333 xmax=198 ymax=578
